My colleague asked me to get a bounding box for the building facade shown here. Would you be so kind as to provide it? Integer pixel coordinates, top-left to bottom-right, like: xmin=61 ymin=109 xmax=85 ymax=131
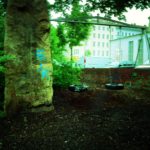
xmin=111 ymin=30 xmax=150 ymax=65
xmin=71 ymin=16 xmax=149 ymax=68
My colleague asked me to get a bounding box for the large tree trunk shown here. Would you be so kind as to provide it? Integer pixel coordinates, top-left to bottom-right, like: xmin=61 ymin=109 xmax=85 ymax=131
xmin=4 ymin=0 xmax=53 ymax=115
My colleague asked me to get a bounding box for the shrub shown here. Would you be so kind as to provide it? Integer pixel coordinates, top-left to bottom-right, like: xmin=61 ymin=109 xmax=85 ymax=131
xmin=53 ymin=60 xmax=82 ymax=87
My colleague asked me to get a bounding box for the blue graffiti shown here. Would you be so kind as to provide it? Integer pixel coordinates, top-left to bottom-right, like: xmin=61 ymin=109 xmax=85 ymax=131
xmin=37 ymin=64 xmax=43 ymax=72
xmin=36 ymin=49 xmax=46 ymax=62
xmin=36 ymin=49 xmax=49 ymax=80
xmin=41 ymin=69 xmax=49 ymax=79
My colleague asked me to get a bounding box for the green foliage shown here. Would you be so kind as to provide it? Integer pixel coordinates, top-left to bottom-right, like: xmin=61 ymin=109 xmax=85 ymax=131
xmin=0 ymin=1 xmax=4 ymax=50
xmin=85 ymin=50 xmax=91 ymax=57
xmin=50 ymin=0 xmax=150 ymax=20
xmin=64 ymin=1 xmax=91 ymax=48
xmin=0 ymin=0 xmax=6 ymax=73
xmin=0 ymin=0 xmax=5 ymax=111
xmin=50 ymin=25 xmax=82 ymax=87
xmin=0 ymin=51 xmax=16 ymax=73
xmin=53 ymin=61 xmax=82 ymax=87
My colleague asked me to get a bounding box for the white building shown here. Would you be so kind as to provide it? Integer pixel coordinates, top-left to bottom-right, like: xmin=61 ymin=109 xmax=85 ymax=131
xmin=71 ymin=16 xmax=148 ymax=68
xmin=111 ymin=30 xmax=150 ymax=65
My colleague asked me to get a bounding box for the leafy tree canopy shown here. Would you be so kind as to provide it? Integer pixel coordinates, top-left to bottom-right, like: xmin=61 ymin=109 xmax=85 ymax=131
xmin=64 ymin=1 xmax=91 ymax=48
xmin=0 ymin=0 xmax=5 ymax=49
xmin=50 ymin=0 xmax=150 ymax=19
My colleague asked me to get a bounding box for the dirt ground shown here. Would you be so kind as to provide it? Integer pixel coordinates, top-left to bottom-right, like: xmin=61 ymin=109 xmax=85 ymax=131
xmin=0 ymin=87 xmax=150 ymax=150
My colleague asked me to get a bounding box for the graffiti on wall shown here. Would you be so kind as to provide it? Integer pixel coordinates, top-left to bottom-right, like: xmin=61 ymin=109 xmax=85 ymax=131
xmin=36 ymin=49 xmax=50 ymax=80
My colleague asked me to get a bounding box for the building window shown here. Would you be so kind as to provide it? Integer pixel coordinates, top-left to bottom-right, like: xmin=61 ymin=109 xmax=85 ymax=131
xmin=106 ymin=51 xmax=109 ymax=56
xmin=98 ymin=26 xmax=101 ymax=30
xmin=102 ymin=34 xmax=105 ymax=39
xmin=93 ymin=33 xmax=96 ymax=38
xmin=102 ymin=26 xmax=105 ymax=30
xmin=102 ymin=42 xmax=105 ymax=47
xmin=93 ymin=42 xmax=95 ymax=46
xmin=128 ymin=41 xmax=134 ymax=62
xmin=106 ymin=42 xmax=109 ymax=47
xmin=73 ymin=49 xmax=79 ymax=55
xmin=97 ymin=50 xmax=100 ymax=56
xmin=102 ymin=51 xmax=104 ymax=56
xmin=93 ymin=50 xmax=96 ymax=56
xmin=98 ymin=34 xmax=100 ymax=38
xmin=137 ymin=39 xmax=143 ymax=65
xmin=107 ymin=34 xmax=109 ymax=39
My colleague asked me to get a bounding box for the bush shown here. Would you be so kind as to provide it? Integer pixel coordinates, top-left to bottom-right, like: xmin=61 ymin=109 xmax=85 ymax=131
xmin=53 ymin=60 xmax=82 ymax=87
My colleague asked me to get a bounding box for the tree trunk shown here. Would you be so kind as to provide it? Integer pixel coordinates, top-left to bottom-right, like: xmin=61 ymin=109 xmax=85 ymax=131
xmin=4 ymin=0 xmax=53 ymax=115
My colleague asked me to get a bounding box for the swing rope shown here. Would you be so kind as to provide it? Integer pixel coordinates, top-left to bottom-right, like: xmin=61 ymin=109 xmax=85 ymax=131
xmin=108 ymin=26 xmax=123 ymax=84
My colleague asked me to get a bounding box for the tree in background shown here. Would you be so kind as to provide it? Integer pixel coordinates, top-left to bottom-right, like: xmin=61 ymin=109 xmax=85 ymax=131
xmin=64 ymin=1 xmax=91 ymax=61
xmin=0 ymin=0 xmax=4 ymax=50
xmin=84 ymin=50 xmax=92 ymax=57
xmin=0 ymin=0 xmax=5 ymax=72
xmin=50 ymin=25 xmax=81 ymax=87
xmin=51 ymin=0 xmax=150 ymax=20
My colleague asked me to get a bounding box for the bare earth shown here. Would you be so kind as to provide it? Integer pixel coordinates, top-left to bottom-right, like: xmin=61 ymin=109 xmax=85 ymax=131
xmin=0 ymin=87 xmax=150 ymax=150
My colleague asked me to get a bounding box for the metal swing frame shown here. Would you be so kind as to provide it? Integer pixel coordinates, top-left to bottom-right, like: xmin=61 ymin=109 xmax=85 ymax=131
xmin=105 ymin=26 xmax=124 ymax=90
xmin=135 ymin=29 xmax=150 ymax=69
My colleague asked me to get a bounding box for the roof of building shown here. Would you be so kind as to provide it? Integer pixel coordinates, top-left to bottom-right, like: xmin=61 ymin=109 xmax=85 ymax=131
xmin=50 ymin=15 xmax=146 ymax=29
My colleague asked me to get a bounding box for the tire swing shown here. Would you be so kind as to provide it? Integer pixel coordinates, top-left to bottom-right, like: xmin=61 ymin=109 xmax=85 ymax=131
xmin=68 ymin=84 xmax=88 ymax=92
xmin=105 ymin=68 xmax=124 ymax=90
xmin=105 ymin=83 xmax=124 ymax=90
xmin=105 ymin=26 xmax=124 ymax=90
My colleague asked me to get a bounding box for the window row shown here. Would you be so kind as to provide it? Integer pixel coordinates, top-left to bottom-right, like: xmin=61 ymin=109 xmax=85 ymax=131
xmin=93 ymin=50 xmax=109 ymax=56
xmin=117 ymin=32 xmax=136 ymax=37
xmin=73 ymin=49 xmax=79 ymax=55
xmin=93 ymin=33 xmax=114 ymax=39
xmin=93 ymin=42 xmax=109 ymax=47
xmin=93 ymin=26 xmax=114 ymax=32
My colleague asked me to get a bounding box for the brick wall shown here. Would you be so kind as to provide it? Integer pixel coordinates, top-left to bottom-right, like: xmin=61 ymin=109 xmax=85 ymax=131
xmin=81 ymin=68 xmax=150 ymax=87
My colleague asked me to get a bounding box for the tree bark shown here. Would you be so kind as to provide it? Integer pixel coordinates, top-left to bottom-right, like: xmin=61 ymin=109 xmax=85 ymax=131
xmin=4 ymin=0 xmax=53 ymax=115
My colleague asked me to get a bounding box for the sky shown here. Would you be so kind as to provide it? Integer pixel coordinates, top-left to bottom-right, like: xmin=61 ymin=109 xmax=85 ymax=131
xmin=48 ymin=0 xmax=150 ymax=26
xmin=124 ymin=7 xmax=150 ymax=26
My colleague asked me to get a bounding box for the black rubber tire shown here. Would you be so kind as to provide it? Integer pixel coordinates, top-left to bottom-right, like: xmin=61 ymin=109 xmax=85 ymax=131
xmin=68 ymin=84 xmax=88 ymax=92
xmin=105 ymin=83 xmax=124 ymax=90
